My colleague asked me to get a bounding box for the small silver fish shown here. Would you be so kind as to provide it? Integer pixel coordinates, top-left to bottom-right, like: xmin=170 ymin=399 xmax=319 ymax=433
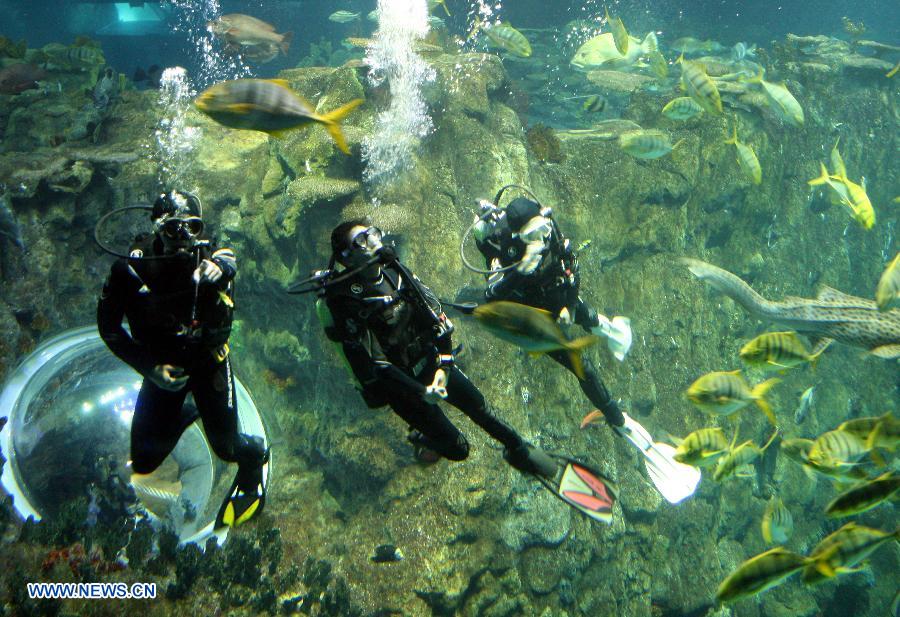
xmin=793 ymin=386 xmax=815 ymax=424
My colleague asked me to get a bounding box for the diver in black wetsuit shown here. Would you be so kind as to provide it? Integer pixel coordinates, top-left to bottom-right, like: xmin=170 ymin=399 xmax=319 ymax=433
xmin=97 ymin=190 xmax=268 ymax=528
xmin=472 ymin=193 xmax=633 ymax=428
xmin=307 ymin=220 xmax=620 ymax=522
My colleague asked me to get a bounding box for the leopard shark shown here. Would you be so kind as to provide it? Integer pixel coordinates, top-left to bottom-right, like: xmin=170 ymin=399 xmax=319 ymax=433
xmin=683 ymin=258 xmax=900 ymax=360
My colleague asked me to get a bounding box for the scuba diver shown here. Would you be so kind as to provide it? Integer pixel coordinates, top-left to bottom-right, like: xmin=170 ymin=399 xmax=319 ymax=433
xmin=463 ymin=187 xmax=699 ymax=504
xmin=294 ymin=220 xmax=619 ymax=523
xmin=96 ymin=190 xmax=269 ymax=529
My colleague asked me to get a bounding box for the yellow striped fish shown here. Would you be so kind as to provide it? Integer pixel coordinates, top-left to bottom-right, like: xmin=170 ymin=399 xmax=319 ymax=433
xmin=724 ymin=124 xmax=762 ymax=185
xmin=605 ymin=8 xmax=629 ymax=55
xmin=803 ymin=523 xmax=899 ymax=585
xmin=833 ymin=173 xmax=876 ymax=230
xmin=618 ymin=130 xmax=681 ymax=159
xmin=825 ymin=472 xmax=900 ymax=518
xmin=781 ymin=437 xmax=868 ymax=482
xmin=195 ymin=79 xmax=363 ymax=154
xmin=716 ymin=548 xmax=809 ymax=604
xmin=677 ymin=55 xmax=722 ymax=115
xmin=662 ymin=96 xmax=703 ymax=120
xmin=761 ymin=495 xmax=794 ymax=544
xmin=876 ymin=253 xmax=900 ymax=311
xmin=470 ymin=19 xmax=532 ymax=58
xmin=830 ymin=138 xmax=847 ymax=178
xmin=685 ymin=370 xmax=779 ymax=425
xmin=808 ymin=429 xmax=868 ymax=468
xmin=739 ymin=331 xmax=824 ymax=370
xmin=713 ymin=430 xmax=779 ymax=481
xmin=838 ymin=412 xmax=898 ymax=450
xmin=743 ymin=70 xmax=804 ymax=126
xmin=671 ymin=427 xmax=730 ymax=467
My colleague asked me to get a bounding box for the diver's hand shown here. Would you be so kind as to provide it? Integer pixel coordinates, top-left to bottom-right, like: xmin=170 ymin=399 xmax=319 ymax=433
xmin=148 ymin=364 xmax=188 ymax=391
xmin=193 ymin=259 xmax=223 ymax=284
xmin=423 ymin=368 xmax=448 ymax=404
xmin=517 ymin=242 xmax=543 ymax=274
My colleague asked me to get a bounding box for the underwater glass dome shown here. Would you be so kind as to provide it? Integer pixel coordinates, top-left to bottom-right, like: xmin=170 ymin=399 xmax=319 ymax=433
xmin=0 ymin=327 xmax=270 ymax=544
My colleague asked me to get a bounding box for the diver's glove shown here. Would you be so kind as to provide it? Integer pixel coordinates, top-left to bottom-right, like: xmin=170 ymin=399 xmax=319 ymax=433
xmin=148 ymin=364 xmax=188 ymax=391
xmin=423 ymin=368 xmax=449 ymax=404
xmin=517 ymin=241 xmax=544 ymax=274
xmin=591 ymin=314 xmax=633 ymax=361
xmin=193 ymin=259 xmax=224 ymax=284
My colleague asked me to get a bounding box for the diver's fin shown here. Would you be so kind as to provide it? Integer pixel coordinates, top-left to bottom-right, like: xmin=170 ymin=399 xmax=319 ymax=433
xmin=215 ymin=448 xmax=270 ymax=529
xmin=506 ymin=445 xmax=616 ymax=524
xmin=615 ymin=413 xmax=700 ymax=504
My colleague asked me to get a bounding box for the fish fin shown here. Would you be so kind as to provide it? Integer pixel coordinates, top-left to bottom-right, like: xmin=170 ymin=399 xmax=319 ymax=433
xmin=266 ymin=79 xmax=291 ymax=88
xmin=280 ymin=31 xmax=293 ymax=55
xmin=870 ymin=344 xmax=900 ymax=359
xmin=672 ymin=138 xmax=686 ymax=151
xmin=866 ymin=422 xmax=886 ymax=466
xmin=724 ymin=123 xmax=738 ymax=145
xmin=675 ymin=52 xmax=684 ymax=65
xmin=319 ymin=98 xmax=364 ymax=154
xmin=760 ymin=428 xmax=780 ymax=452
xmin=528 ymin=351 xmax=543 ymax=358
xmin=264 ymin=129 xmax=290 ymax=139
xmin=808 ymin=162 xmax=831 ymax=186
xmin=440 ymin=0 xmax=451 ymax=16
xmin=580 ymin=409 xmax=605 ymax=429
xmin=568 ymin=351 xmax=586 ymax=380
xmin=752 ymin=378 xmax=780 ymax=426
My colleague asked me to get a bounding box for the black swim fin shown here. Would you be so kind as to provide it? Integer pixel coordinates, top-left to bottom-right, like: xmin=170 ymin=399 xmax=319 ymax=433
xmin=506 ymin=444 xmax=617 ymax=524
xmin=215 ymin=448 xmax=270 ymax=529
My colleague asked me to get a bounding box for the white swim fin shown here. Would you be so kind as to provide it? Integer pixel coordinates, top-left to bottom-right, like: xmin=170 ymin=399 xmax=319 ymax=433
xmin=592 ymin=314 xmax=633 ymax=361
xmin=615 ymin=413 xmax=700 ymax=504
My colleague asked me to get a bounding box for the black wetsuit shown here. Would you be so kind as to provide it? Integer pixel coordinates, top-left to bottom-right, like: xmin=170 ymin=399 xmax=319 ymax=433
xmin=321 ymin=252 xmax=526 ymax=460
xmin=475 ymin=204 xmax=624 ymax=426
xmin=97 ymin=234 xmax=265 ymax=476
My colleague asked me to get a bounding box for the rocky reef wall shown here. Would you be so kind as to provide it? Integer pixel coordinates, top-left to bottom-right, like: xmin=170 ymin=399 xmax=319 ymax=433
xmin=0 ymin=36 xmax=897 ymax=617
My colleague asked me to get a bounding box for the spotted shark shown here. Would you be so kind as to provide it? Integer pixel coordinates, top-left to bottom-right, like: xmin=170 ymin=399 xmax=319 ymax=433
xmin=683 ymin=259 xmax=900 ymax=360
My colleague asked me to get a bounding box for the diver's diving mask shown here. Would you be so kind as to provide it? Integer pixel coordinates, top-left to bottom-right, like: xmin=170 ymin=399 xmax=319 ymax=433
xmin=160 ymin=216 xmax=204 ymax=239
xmin=349 ymin=226 xmax=383 ymax=254
xmin=517 ymin=216 xmax=552 ymax=244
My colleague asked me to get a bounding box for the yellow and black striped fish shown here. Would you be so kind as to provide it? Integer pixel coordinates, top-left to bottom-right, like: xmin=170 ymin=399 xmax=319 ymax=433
xmin=713 ymin=429 xmax=778 ymax=481
xmin=618 ymin=130 xmax=681 ymax=159
xmin=685 ymin=370 xmax=779 ymax=425
xmin=808 ymin=429 xmax=868 ymax=468
xmin=724 ymin=124 xmax=762 ymax=185
xmin=582 ymin=94 xmax=606 ymax=113
xmin=716 ymin=548 xmax=809 ymax=604
xmin=761 ymin=495 xmax=793 ymax=544
xmin=803 ymin=523 xmax=899 ymax=585
xmin=662 ymin=96 xmax=703 ymax=120
xmin=825 ymin=472 xmax=900 ymax=518
xmin=739 ymin=331 xmax=824 ymax=370
xmin=677 ymin=55 xmax=722 ymax=115
xmin=672 ymin=427 xmax=729 ymax=467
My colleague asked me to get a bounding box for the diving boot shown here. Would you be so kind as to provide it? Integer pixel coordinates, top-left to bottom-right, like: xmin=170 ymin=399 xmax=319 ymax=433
xmin=407 ymin=429 xmax=442 ymax=464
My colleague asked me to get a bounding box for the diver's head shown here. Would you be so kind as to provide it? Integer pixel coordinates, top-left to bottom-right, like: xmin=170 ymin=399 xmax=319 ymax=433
xmin=506 ymin=197 xmax=551 ymax=246
xmin=331 ymin=219 xmax=384 ymax=272
xmin=151 ymin=190 xmax=204 ymax=254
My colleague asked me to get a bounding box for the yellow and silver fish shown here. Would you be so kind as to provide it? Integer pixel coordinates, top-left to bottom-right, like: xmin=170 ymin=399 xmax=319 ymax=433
xmin=662 ymin=97 xmax=703 ymax=121
xmin=808 ymin=429 xmax=868 ymax=468
xmin=803 ymin=523 xmax=899 ymax=585
xmin=618 ymin=130 xmax=681 ymax=159
xmin=648 ymin=50 xmax=669 ymax=78
xmin=195 ymin=79 xmax=363 ymax=154
xmin=739 ymin=331 xmax=825 ymax=370
xmin=473 ymin=301 xmax=598 ymax=379
xmin=328 ymin=10 xmax=360 ymax=23
xmin=825 ymin=472 xmax=900 ymax=518
xmin=714 ymin=430 xmax=779 ymax=481
xmin=743 ymin=70 xmax=804 ymax=126
xmin=570 ymin=31 xmax=658 ymax=71
xmin=838 ymin=412 xmax=898 ymax=451
xmin=671 ymin=427 xmax=730 ymax=467
xmin=716 ymin=547 xmax=809 ymax=604
xmin=677 ymin=55 xmax=723 ymax=115
xmin=723 ymin=124 xmax=762 ymax=185
xmin=876 ymin=253 xmax=900 ymax=311
xmin=761 ymin=495 xmax=794 ymax=544
xmin=470 ymin=19 xmax=532 ymax=58
xmin=685 ymin=370 xmax=779 ymax=425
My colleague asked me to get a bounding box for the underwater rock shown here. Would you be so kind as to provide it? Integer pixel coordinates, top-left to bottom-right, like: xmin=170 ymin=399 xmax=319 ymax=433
xmin=520 ymin=546 xmax=564 ymax=595
xmin=286 ymin=175 xmax=361 ymax=210
xmin=585 ymin=69 xmax=656 ymax=93
xmin=525 ymin=123 xmax=565 ymax=164
xmin=427 ymin=53 xmax=507 ymax=118
xmin=500 ymin=485 xmax=570 ymax=551
xmin=46 ymin=159 xmax=92 ymax=194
